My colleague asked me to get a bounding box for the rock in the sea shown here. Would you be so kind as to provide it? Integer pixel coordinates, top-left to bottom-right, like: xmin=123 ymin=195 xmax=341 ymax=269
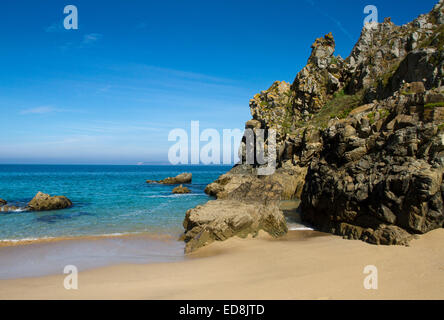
xmin=182 ymin=200 xmax=288 ymax=253
xmin=147 ymin=173 xmax=192 ymax=184
xmin=0 ymin=198 xmax=25 ymax=212
xmin=27 ymin=192 xmax=72 ymax=211
xmin=172 ymin=185 xmax=191 ymax=194
xmin=0 ymin=205 xmax=20 ymax=212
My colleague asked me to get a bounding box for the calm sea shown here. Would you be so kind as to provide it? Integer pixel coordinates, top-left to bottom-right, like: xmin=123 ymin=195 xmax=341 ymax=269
xmin=0 ymin=165 xmax=229 ymax=242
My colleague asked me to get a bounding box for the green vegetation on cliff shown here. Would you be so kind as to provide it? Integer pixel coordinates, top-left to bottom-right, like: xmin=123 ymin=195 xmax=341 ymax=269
xmin=307 ymin=90 xmax=364 ymax=129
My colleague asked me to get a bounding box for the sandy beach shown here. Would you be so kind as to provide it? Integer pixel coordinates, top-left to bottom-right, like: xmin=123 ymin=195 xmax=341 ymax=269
xmin=0 ymin=229 xmax=443 ymax=300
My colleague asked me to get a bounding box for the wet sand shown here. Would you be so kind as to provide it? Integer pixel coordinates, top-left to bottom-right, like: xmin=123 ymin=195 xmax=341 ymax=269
xmin=0 ymin=229 xmax=443 ymax=299
xmin=0 ymin=234 xmax=185 ymax=279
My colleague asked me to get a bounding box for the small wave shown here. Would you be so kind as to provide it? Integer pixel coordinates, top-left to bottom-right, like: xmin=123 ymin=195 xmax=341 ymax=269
xmin=288 ymin=226 xmax=314 ymax=231
xmin=8 ymin=208 xmax=28 ymax=213
xmin=143 ymin=193 xmax=203 ymax=198
xmin=0 ymin=236 xmax=54 ymax=243
xmin=0 ymin=231 xmax=179 ymax=246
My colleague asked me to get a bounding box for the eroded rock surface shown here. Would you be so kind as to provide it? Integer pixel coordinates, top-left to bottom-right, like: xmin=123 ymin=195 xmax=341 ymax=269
xmin=147 ymin=173 xmax=192 ymax=184
xmin=182 ymin=200 xmax=287 ymax=253
xmin=172 ymin=185 xmax=191 ymax=194
xmin=27 ymin=191 xmax=72 ymax=211
xmin=301 ymin=89 xmax=444 ymax=243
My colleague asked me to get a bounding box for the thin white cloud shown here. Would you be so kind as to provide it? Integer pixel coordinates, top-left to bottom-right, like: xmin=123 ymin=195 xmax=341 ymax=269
xmin=59 ymin=33 xmax=103 ymax=51
xmin=20 ymin=106 xmax=57 ymax=115
xmin=82 ymin=33 xmax=102 ymax=45
xmin=45 ymin=21 xmax=65 ymax=33
xmin=302 ymin=0 xmax=354 ymax=41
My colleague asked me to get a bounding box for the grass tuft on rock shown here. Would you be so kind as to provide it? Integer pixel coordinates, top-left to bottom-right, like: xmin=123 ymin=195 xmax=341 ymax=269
xmin=425 ymin=102 xmax=444 ymax=108
xmin=308 ymin=90 xmax=364 ymax=128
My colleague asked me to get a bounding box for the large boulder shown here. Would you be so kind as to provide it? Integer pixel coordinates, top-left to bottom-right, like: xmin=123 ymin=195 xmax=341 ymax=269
xmin=0 ymin=199 xmax=6 ymax=206
xmin=301 ymin=89 xmax=444 ymax=244
xmin=27 ymin=192 xmax=72 ymax=211
xmin=147 ymin=173 xmax=192 ymax=184
xmin=205 ymin=164 xmax=307 ymax=201
xmin=172 ymin=185 xmax=191 ymax=194
xmin=182 ymin=200 xmax=287 ymax=253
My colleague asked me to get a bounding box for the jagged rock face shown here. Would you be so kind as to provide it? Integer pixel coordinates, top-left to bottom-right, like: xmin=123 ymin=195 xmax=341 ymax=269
xmin=250 ymin=1 xmax=443 ymax=139
xmin=182 ymin=1 xmax=444 ymax=251
xmin=27 ymin=192 xmax=72 ymax=211
xmin=0 ymin=199 xmax=6 ymax=206
xmin=292 ymin=32 xmax=345 ymax=116
xmin=248 ymin=33 xmax=345 ymax=141
xmin=347 ymin=3 xmax=444 ymax=98
xmin=381 ymin=48 xmax=444 ymax=98
xmin=182 ymin=200 xmax=287 ymax=253
xmin=249 ymin=81 xmax=292 ymax=141
xmin=301 ymin=89 xmax=444 ymax=243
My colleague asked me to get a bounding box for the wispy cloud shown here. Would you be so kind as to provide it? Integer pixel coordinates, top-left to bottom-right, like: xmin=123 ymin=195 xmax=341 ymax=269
xmin=302 ymin=0 xmax=354 ymax=41
xmin=82 ymin=33 xmax=102 ymax=46
xmin=45 ymin=21 xmax=65 ymax=33
xmin=20 ymin=106 xmax=58 ymax=115
xmin=58 ymin=33 xmax=103 ymax=51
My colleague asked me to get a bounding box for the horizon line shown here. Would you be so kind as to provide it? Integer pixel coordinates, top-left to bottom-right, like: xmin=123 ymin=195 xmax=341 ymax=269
xmin=0 ymin=163 xmax=235 ymax=166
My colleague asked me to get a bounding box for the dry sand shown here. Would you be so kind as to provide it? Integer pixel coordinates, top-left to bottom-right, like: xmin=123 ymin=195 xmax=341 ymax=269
xmin=0 ymin=229 xmax=443 ymax=300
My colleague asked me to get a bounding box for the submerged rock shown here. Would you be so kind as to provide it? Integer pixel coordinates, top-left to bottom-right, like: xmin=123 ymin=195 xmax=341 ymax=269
xmin=147 ymin=173 xmax=192 ymax=184
xmin=0 ymin=205 xmax=21 ymax=212
xmin=27 ymin=192 xmax=72 ymax=211
xmin=0 ymin=198 xmax=26 ymax=212
xmin=172 ymin=185 xmax=191 ymax=194
xmin=182 ymin=200 xmax=287 ymax=253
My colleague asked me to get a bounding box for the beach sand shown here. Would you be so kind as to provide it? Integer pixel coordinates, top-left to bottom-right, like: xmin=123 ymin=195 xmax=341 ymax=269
xmin=0 ymin=229 xmax=443 ymax=300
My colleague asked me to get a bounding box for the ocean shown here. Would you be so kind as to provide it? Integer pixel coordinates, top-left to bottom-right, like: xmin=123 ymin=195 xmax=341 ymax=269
xmin=0 ymin=165 xmax=229 ymax=242
xmin=0 ymin=165 xmax=230 ymax=278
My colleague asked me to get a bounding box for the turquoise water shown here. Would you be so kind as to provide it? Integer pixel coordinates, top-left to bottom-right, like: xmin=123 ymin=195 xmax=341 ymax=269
xmin=0 ymin=165 xmax=229 ymax=241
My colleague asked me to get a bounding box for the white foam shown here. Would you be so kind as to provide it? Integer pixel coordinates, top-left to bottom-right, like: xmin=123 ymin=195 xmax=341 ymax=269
xmin=0 ymin=236 xmax=53 ymax=243
xmin=143 ymin=193 xmax=202 ymax=198
xmin=0 ymin=207 xmax=28 ymax=213
xmin=288 ymin=226 xmax=314 ymax=231
xmin=0 ymin=231 xmax=172 ymax=244
xmin=9 ymin=208 xmax=27 ymax=213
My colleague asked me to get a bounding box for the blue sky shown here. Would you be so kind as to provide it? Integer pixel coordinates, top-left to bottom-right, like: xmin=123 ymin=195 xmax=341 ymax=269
xmin=0 ymin=0 xmax=438 ymax=164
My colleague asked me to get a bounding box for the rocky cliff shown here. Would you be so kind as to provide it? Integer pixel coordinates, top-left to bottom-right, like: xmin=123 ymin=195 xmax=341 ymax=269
xmin=182 ymin=1 xmax=444 ymax=252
